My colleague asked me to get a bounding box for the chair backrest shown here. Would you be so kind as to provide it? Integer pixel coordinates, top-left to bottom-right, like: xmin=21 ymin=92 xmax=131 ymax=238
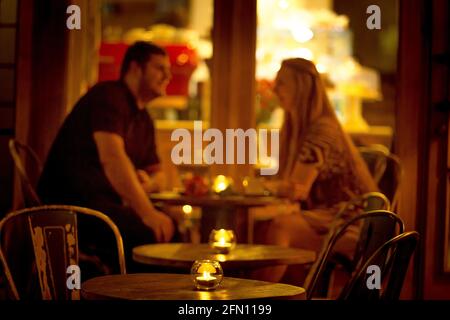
xmin=303 ymin=192 xmax=391 ymax=298
xmin=379 ymin=153 xmax=402 ymax=211
xmin=358 ymin=145 xmax=402 ymax=210
xmin=339 ymin=231 xmax=419 ymax=300
xmin=334 ymin=192 xmax=390 ymax=222
xmin=323 ymin=192 xmax=391 ymax=254
xmin=336 ymin=193 xmax=393 ymax=270
xmin=0 ymin=205 xmax=126 ymax=300
xmin=358 ymin=145 xmax=389 ymax=184
xmin=304 ymin=210 xmax=404 ymax=299
xmin=8 ymin=139 xmax=43 ymax=207
xmin=362 ymin=192 xmax=390 ymax=212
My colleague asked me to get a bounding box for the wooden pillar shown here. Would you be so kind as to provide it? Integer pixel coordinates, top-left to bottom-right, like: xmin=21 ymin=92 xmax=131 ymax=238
xmin=13 ymin=0 xmax=70 ymax=209
xmin=13 ymin=0 xmax=37 ymax=209
xmin=420 ymin=0 xmax=450 ymax=299
xmin=26 ymin=0 xmax=70 ymax=166
xmin=396 ymin=0 xmax=450 ymax=300
xmin=396 ymin=0 xmax=430 ymax=299
xmin=210 ymin=0 xmax=257 ymax=182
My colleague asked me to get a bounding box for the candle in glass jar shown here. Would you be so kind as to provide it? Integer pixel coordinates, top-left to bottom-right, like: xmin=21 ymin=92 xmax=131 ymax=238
xmin=191 ymin=259 xmax=223 ymax=291
xmin=195 ymin=271 xmax=217 ymax=288
xmin=213 ymin=237 xmax=232 ymax=253
xmin=209 ymin=229 xmax=236 ymax=254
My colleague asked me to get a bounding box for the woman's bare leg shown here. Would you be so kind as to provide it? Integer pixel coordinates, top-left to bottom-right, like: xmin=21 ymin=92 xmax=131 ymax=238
xmin=251 ymin=213 xmax=324 ymax=282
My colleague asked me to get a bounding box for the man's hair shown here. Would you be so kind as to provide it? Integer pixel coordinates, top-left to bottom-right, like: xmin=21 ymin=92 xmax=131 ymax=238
xmin=120 ymin=41 xmax=167 ymax=79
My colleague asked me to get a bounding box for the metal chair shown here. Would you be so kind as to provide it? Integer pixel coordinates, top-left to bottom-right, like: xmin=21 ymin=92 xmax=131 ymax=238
xmin=8 ymin=140 xmax=114 ymax=277
xmin=0 ymin=205 xmax=126 ymax=300
xmin=380 ymin=153 xmax=402 ymax=211
xmin=339 ymin=231 xmax=419 ymax=300
xmin=304 ymin=210 xmax=404 ymax=300
xmin=358 ymin=145 xmax=402 ymax=210
xmin=8 ymin=139 xmax=43 ymax=207
xmin=334 ymin=191 xmax=391 ymax=222
xmin=304 ymin=192 xmax=390 ymax=297
xmin=358 ymin=145 xmax=390 ymax=184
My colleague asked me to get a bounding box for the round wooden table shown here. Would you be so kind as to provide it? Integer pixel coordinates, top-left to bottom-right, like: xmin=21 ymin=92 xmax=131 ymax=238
xmin=133 ymin=243 xmax=316 ymax=270
xmin=149 ymin=192 xmax=288 ymax=242
xmin=81 ymin=273 xmax=306 ymax=300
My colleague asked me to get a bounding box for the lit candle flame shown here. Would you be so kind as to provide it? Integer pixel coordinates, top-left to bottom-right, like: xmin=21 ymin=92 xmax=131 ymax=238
xmin=182 ymin=204 xmax=193 ymax=215
xmin=218 ymin=237 xmax=226 ymax=246
xmin=213 ymin=175 xmax=229 ymax=193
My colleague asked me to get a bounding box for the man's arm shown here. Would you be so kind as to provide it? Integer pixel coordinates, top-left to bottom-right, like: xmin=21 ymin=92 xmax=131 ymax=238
xmin=93 ymin=131 xmax=174 ymax=242
xmin=137 ymin=165 xmax=166 ymax=193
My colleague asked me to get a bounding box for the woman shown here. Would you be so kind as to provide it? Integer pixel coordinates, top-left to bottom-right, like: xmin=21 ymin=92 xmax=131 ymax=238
xmin=254 ymin=58 xmax=378 ymax=283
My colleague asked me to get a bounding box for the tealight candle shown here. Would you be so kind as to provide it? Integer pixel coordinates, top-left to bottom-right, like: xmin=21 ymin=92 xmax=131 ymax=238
xmin=191 ymin=260 xmax=223 ymax=291
xmin=212 ymin=237 xmax=232 ymax=254
xmin=209 ymin=229 xmax=236 ymax=254
xmin=212 ymin=175 xmax=232 ymax=193
xmin=195 ymin=271 xmax=217 ymax=289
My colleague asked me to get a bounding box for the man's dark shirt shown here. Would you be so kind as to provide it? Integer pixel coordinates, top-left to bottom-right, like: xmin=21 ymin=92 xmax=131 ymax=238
xmin=37 ymin=80 xmax=160 ymax=207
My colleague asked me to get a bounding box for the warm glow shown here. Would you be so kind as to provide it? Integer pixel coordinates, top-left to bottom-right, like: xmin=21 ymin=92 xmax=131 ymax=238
xmin=316 ymin=63 xmax=327 ymax=74
xmin=182 ymin=204 xmax=193 ymax=214
xmin=213 ymin=175 xmax=230 ymax=193
xmin=195 ymin=270 xmax=217 ymax=286
xmin=216 ymin=182 xmax=226 ymax=192
xmin=191 ymin=259 xmax=223 ymax=290
xmin=200 ymin=271 xmax=215 ymax=280
xmin=291 ymin=26 xmax=313 ymax=43
xmin=213 ymin=237 xmax=231 ymax=249
xmin=214 ymin=229 xmax=231 ymax=242
xmin=293 ymin=48 xmax=314 ymax=61
xmin=176 ymin=53 xmax=189 ymax=65
xmin=209 ymin=229 xmax=235 ymax=254
xmin=257 ymin=156 xmax=279 ymax=169
xmin=197 ymin=263 xmax=216 ymax=274
xmin=278 ymin=0 xmax=289 ymax=10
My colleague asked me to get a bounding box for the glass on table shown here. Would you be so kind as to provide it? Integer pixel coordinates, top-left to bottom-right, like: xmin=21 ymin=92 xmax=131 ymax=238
xmin=208 ymin=229 xmax=236 ymax=254
xmin=191 ymin=259 xmax=223 ymax=290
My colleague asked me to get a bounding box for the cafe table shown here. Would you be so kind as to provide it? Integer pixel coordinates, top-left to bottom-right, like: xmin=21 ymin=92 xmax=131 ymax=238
xmin=81 ymin=273 xmax=306 ymax=300
xmin=149 ymin=192 xmax=288 ymax=243
xmin=133 ymin=243 xmax=316 ymax=272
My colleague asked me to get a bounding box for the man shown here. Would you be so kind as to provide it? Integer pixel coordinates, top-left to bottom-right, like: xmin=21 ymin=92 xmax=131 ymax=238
xmin=38 ymin=42 xmax=175 ymax=269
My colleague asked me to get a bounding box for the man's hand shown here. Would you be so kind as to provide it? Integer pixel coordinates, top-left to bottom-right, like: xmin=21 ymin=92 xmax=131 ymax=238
xmin=137 ymin=169 xmax=166 ymax=193
xmin=93 ymin=132 xmax=172 ymax=241
xmin=137 ymin=169 xmax=159 ymax=193
xmin=142 ymin=209 xmax=175 ymax=242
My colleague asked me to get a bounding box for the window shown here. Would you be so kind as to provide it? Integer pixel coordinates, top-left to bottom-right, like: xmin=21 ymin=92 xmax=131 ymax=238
xmin=100 ymin=0 xmax=213 ymax=125
xmin=256 ymin=0 xmax=398 ymax=149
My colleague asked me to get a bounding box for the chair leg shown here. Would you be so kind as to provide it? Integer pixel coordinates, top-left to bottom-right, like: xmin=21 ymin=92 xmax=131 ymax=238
xmin=312 ymin=262 xmax=335 ymax=298
xmin=326 ymin=270 xmax=335 ymax=299
xmin=327 ymin=267 xmax=352 ymax=299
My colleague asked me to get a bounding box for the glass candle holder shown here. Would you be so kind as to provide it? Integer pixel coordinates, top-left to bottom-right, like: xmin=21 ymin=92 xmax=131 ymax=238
xmin=212 ymin=175 xmax=233 ymax=194
xmin=209 ymin=229 xmax=237 ymax=254
xmin=191 ymin=260 xmax=223 ymax=291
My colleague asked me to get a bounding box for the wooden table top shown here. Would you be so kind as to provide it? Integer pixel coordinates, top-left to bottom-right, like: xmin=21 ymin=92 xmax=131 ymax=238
xmin=133 ymin=243 xmax=316 ymax=270
xmin=149 ymin=192 xmax=287 ymax=207
xmin=81 ymin=273 xmax=306 ymax=300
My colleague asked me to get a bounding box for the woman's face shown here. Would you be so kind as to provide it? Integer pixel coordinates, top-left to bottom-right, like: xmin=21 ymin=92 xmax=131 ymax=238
xmin=273 ymin=66 xmax=297 ymax=111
